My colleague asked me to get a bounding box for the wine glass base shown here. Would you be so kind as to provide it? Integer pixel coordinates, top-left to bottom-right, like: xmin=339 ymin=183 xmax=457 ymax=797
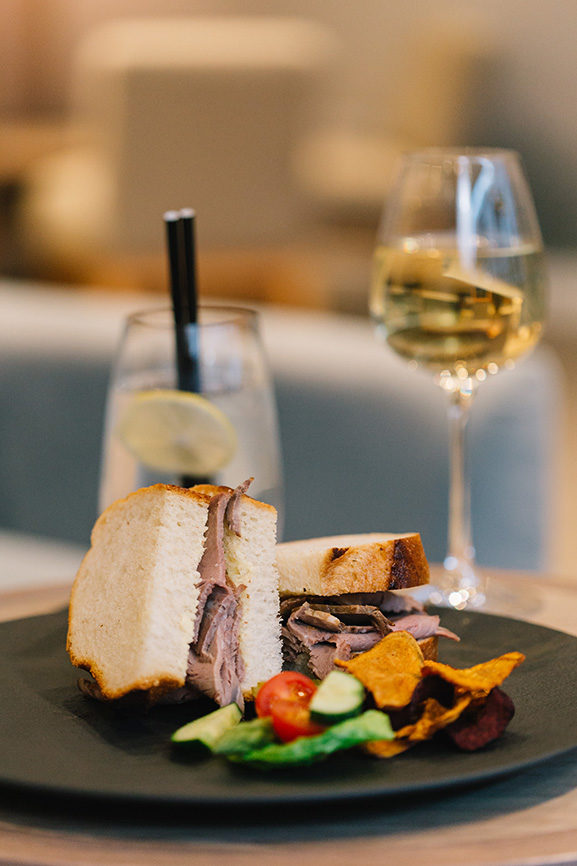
xmin=411 ymin=566 xmax=543 ymax=618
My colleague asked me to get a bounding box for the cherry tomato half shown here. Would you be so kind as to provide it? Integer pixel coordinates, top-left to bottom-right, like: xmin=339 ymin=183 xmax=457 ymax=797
xmin=269 ymin=698 xmax=325 ymax=742
xmin=255 ymin=671 xmax=318 ymax=720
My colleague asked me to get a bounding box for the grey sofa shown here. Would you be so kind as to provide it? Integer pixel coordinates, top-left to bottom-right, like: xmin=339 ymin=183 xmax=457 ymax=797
xmin=0 ymin=283 xmax=562 ymax=571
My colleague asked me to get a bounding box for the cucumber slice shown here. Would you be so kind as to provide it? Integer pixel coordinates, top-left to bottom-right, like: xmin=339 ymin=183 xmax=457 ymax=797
xmin=171 ymin=703 xmax=242 ymax=751
xmin=309 ymin=670 xmax=365 ymax=724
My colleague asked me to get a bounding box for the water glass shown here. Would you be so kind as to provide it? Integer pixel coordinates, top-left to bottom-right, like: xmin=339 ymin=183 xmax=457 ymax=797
xmin=99 ymin=305 xmax=283 ymax=523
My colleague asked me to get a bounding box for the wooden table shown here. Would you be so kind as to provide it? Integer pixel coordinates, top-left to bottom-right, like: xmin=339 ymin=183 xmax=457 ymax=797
xmin=1 ymin=569 xmax=577 ymax=866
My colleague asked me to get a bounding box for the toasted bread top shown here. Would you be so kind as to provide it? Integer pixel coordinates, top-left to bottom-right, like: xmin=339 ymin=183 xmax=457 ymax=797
xmin=276 ymin=532 xmax=430 ymax=596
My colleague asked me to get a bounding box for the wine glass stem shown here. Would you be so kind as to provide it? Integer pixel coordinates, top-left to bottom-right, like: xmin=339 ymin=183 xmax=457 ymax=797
xmin=446 ymin=387 xmax=477 ymax=586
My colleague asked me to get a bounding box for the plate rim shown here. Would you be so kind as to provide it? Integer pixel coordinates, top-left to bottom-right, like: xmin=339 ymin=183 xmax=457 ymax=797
xmin=1 ymin=608 xmax=577 ymax=809
xmin=1 ymin=738 xmax=577 ymax=810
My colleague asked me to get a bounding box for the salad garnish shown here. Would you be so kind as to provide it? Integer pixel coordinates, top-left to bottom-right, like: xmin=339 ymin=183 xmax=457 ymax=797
xmin=171 ymin=632 xmax=524 ymax=768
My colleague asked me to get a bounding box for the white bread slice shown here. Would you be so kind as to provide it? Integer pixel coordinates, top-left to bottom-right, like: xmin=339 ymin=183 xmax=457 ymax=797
xmin=276 ymin=532 xmax=430 ymax=597
xmin=192 ymin=484 xmax=282 ymax=698
xmin=67 ymin=485 xmax=210 ymax=700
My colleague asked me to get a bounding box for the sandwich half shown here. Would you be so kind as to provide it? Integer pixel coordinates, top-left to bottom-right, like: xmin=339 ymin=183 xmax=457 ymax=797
xmin=276 ymin=532 xmax=458 ymax=679
xmin=67 ymin=481 xmax=282 ymax=708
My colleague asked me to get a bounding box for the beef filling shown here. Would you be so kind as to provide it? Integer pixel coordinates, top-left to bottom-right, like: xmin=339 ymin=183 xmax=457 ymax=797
xmin=186 ymin=485 xmax=247 ymax=710
xmin=281 ymin=590 xmax=459 ymax=679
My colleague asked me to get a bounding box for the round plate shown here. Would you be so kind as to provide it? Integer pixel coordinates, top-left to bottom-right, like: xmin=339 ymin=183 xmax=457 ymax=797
xmin=0 ymin=608 xmax=576 ymax=807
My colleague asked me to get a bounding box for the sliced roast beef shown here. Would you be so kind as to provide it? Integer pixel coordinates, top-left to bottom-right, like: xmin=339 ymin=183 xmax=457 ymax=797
xmin=281 ymin=591 xmax=459 ymax=679
xmin=225 ymin=476 xmax=253 ymax=536
xmin=309 ymin=642 xmax=344 ymax=680
xmin=186 ymin=583 xmax=244 ymax=708
xmin=280 ymin=590 xmax=424 ymax=619
xmin=185 ymin=483 xmax=250 ymax=710
xmin=326 ymin=605 xmax=392 ymax=634
xmin=282 ymin=613 xmax=382 ymax=679
xmin=390 ymin=613 xmax=459 ymax=642
xmin=281 ymin=602 xmax=389 ymax=678
xmin=294 ymin=603 xmax=343 ymax=632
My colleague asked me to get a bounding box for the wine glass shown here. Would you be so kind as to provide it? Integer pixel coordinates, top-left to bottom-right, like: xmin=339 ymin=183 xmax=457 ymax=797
xmin=99 ymin=305 xmax=283 ymax=526
xmin=370 ymin=148 xmax=547 ymax=611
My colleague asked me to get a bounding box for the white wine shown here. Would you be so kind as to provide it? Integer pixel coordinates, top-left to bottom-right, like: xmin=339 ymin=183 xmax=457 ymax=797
xmin=370 ymin=240 xmax=546 ymax=383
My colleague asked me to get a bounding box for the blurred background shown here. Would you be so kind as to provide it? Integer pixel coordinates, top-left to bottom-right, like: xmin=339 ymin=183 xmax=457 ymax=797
xmin=1 ymin=0 xmax=576 ymax=584
xmin=4 ymin=0 xmax=577 ymax=297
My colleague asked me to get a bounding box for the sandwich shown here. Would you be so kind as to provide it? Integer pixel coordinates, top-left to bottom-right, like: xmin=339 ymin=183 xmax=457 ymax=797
xmin=276 ymin=532 xmax=458 ymax=679
xmin=67 ymin=480 xmax=282 ymax=709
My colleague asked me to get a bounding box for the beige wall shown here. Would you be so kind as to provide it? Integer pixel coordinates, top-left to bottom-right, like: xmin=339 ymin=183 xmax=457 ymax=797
xmin=2 ymin=0 xmax=577 ymax=244
xmin=4 ymin=0 xmax=576 ymax=129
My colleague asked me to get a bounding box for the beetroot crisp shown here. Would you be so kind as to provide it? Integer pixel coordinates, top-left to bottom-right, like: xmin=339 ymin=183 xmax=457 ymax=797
xmin=445 ymin=686 xmax=516 ymax=751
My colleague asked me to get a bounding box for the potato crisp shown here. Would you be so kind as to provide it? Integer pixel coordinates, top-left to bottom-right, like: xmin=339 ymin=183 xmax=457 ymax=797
xmin=336 ymin=631 xmax=424 ymax=710
xmin=348 ymin=633 xmax=525 ymax=758
xmin=421 ymin=652 xmax=525 ymax=699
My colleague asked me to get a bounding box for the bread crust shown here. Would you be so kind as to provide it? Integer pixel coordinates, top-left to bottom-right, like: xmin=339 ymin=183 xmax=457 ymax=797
xmin=66 ymin=652 xmax=184 ymax=702
xmin=276 ymin=532 xmax=430 ymax=596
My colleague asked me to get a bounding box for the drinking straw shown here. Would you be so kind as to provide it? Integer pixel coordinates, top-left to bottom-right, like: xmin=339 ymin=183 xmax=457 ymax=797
xmin=163 ymin=209 xmax=201 ymax=393
xmin=179 ymin=207 xmax=198 ymax=323
xmin=163 ymin=208 xmax=208 ymax=485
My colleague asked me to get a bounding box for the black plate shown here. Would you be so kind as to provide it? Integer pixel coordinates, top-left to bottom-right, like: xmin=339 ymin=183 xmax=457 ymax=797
xmin=0 ymin=607 xmax=576 ymax=807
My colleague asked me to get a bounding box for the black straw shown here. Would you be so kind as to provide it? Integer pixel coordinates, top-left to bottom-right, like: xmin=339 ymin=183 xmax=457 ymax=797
xmin=179 ymin=208 xmax=198 ymax=324
xmin=163 ymin=208 xmax=208 ymax=486
xmin=163 ymin=209 xmax=201 ymax=393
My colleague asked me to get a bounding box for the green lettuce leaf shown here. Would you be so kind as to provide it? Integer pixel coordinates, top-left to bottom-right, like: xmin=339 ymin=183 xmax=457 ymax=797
xmin=214 ymin=716 xmax=276 ymax=756
xmin=232 ymin=710 xmax=393 ymax=767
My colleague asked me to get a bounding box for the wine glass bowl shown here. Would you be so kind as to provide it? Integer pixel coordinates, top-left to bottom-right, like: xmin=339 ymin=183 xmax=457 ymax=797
xmin=370 ymin=148 xmax=547 ymax=610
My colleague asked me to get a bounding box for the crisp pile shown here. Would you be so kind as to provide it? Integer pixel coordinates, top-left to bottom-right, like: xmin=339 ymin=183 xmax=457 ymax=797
xmin=336 ymin=631 xmax=524 ymax=757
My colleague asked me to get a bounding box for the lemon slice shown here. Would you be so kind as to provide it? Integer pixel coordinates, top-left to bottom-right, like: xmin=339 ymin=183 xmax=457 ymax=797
xmin=116 ymin=389 xmax=237 ymax=475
